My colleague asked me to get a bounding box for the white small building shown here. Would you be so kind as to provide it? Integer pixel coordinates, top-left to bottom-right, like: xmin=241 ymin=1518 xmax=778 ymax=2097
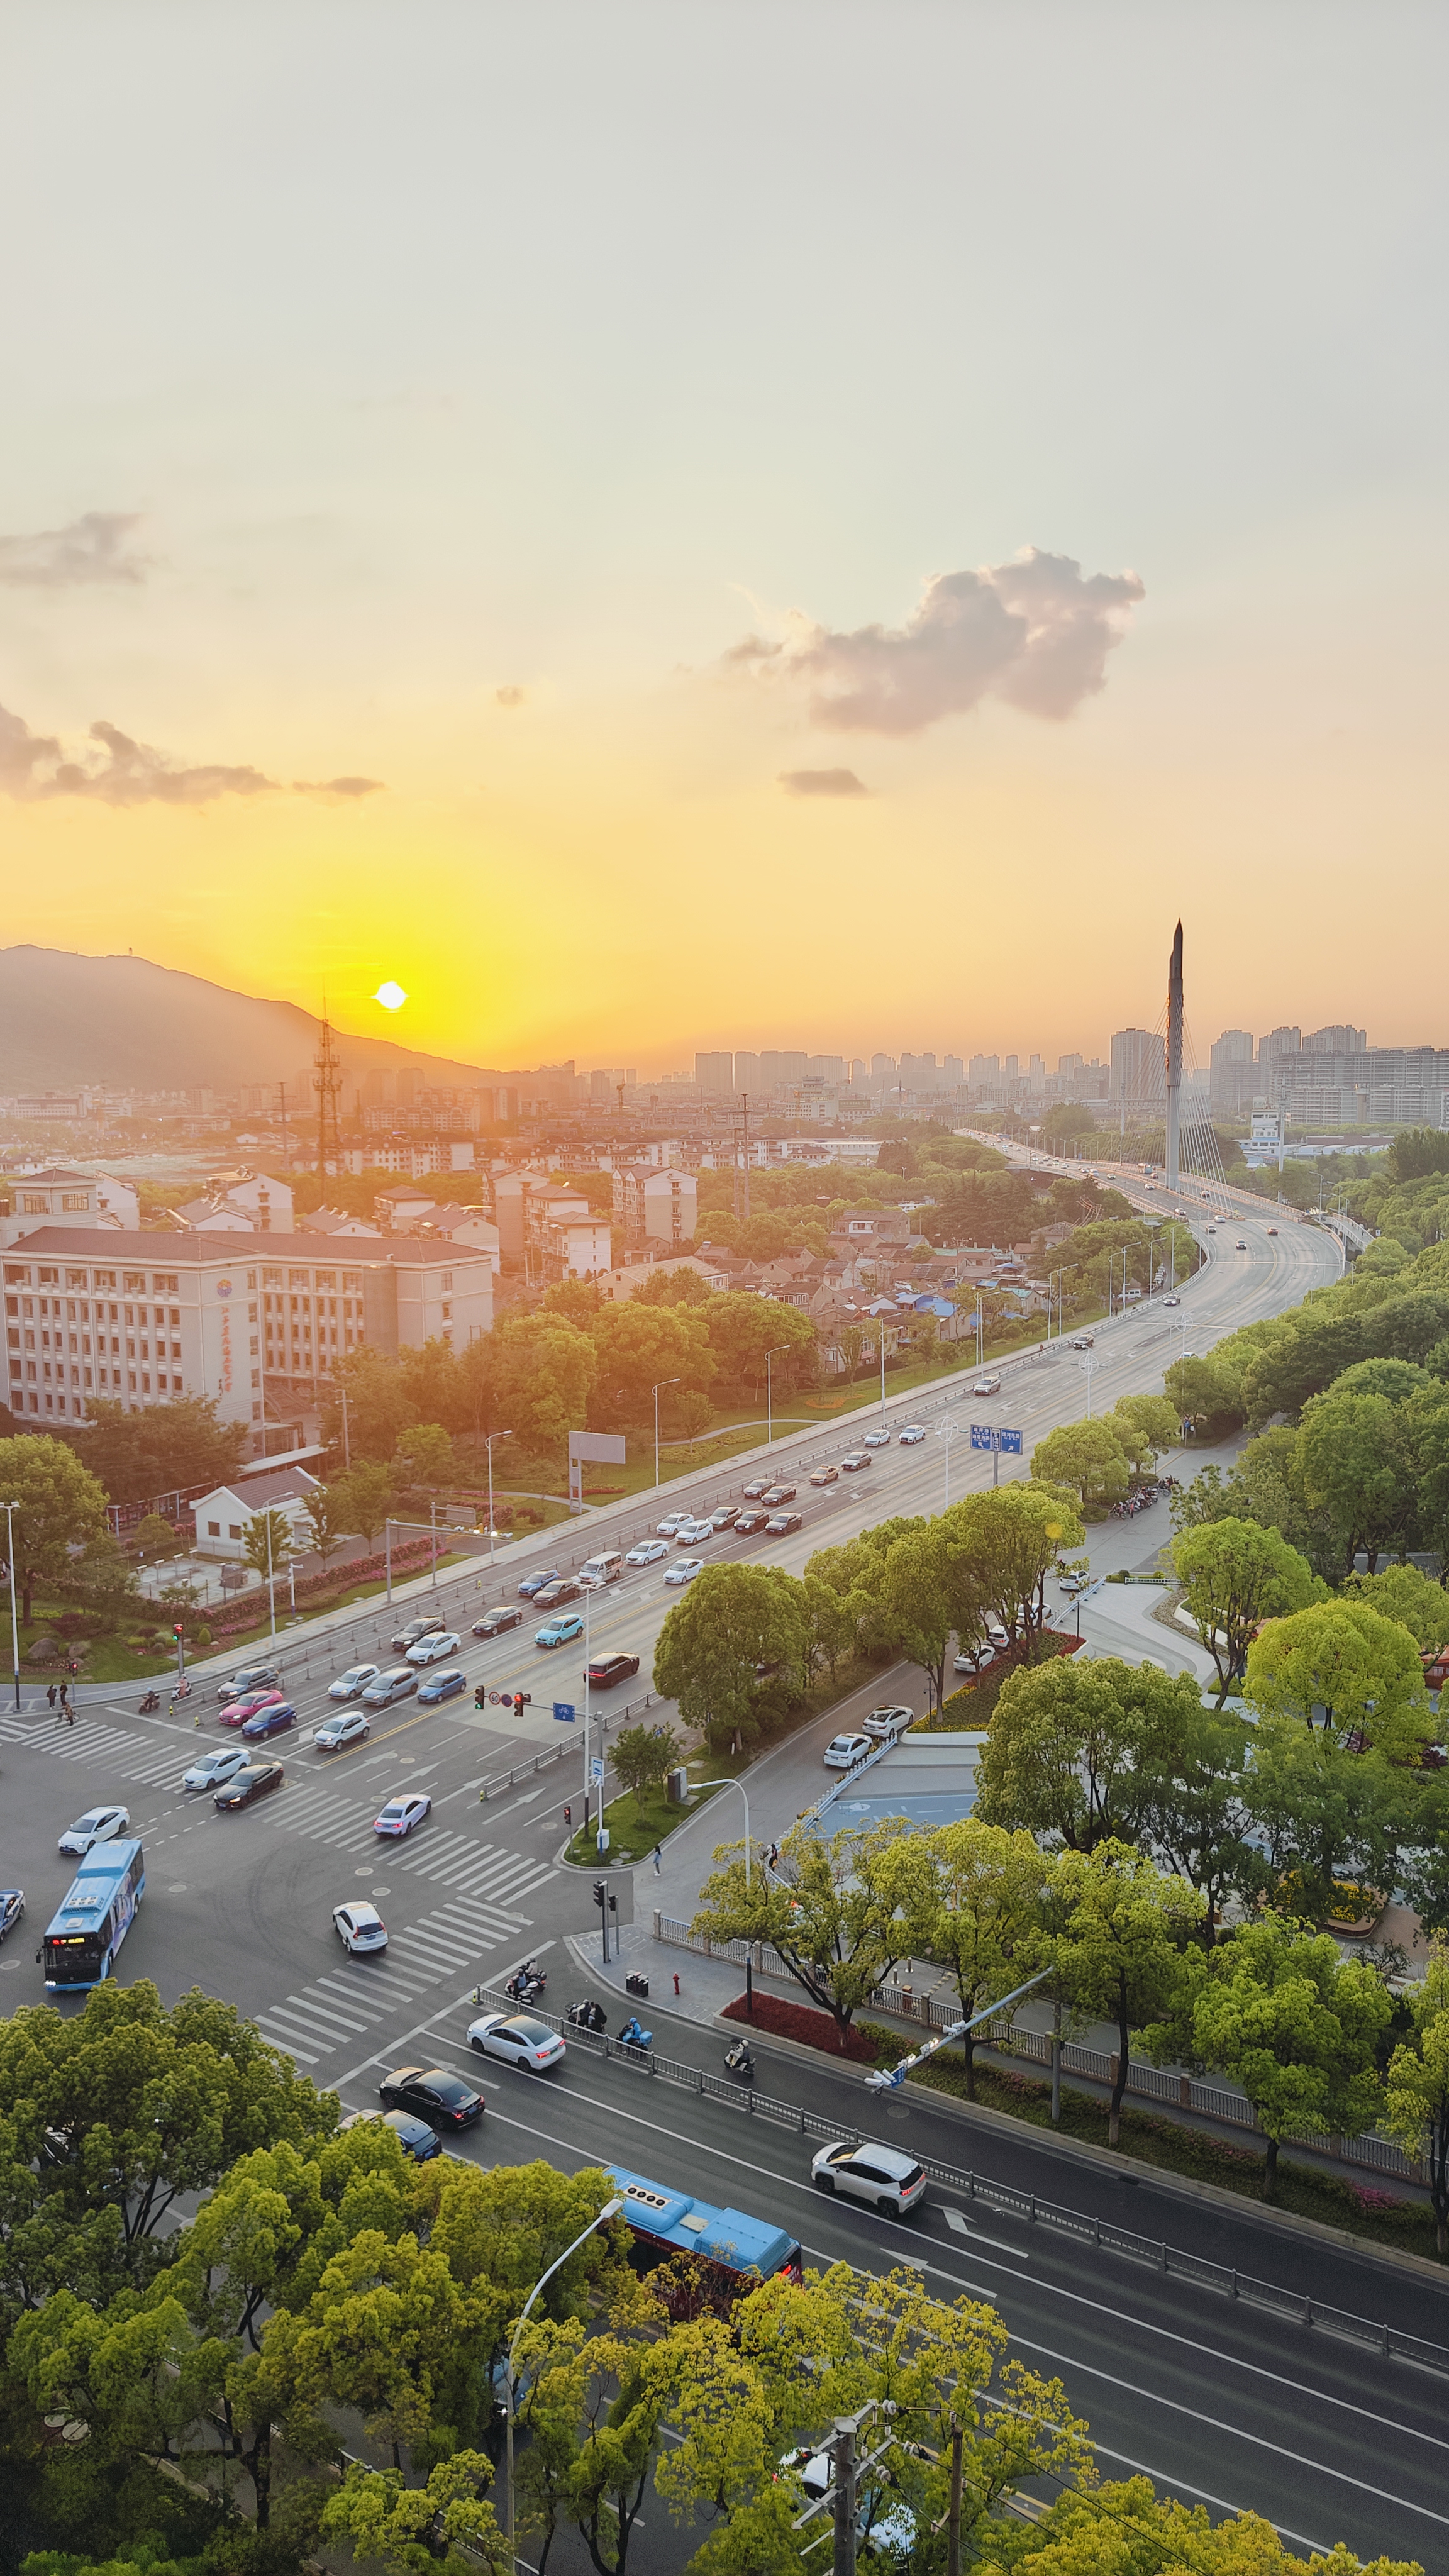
xmin=191 ymin=1463 xmax=322 ymax=1560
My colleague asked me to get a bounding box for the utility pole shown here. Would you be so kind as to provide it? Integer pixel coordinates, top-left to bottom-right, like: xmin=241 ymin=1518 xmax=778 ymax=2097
xmin=831 ymin=2417 xmax=858 ymax=2576
xmin=1165 ymin=919 xmax=1184 ymax=1194
xmin=276 ymin=1081 xmax=292 ymax=1172
xmin=947 ymin=2416 xmax=963 ymax=2576
xmin=740 ymin=1093 xmax=750 ymax=1222
xmin=313 ymin=1009 xmax=345 ymax=1178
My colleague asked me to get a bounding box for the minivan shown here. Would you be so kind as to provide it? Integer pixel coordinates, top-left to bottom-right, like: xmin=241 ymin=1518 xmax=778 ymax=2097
xmin=579 ymin=1552 xmax=624 ymax=1588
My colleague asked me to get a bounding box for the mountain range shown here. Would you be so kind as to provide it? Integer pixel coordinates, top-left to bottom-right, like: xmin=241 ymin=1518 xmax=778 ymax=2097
xmin=0 ymin=947 xmax=505 ymax=1096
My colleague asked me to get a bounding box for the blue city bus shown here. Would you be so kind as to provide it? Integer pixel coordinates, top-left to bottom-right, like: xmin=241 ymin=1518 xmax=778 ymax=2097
xmin=42 ymin=1840 xmax=145 ymax=1990
xmin=606 ymin=2164 xmax=802 ymax=2286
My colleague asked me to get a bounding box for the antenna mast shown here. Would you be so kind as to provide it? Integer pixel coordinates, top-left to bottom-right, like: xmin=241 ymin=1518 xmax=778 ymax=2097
xmin=314 ymin=1009 xmax=345 ymax=1178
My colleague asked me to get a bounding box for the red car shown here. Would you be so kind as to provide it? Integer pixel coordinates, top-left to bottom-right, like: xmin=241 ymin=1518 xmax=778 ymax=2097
xmin=218 ymin=1689 xmax=285 ymax=1731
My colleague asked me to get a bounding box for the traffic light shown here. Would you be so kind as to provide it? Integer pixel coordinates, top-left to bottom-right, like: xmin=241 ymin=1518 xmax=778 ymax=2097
xmin=172 ymin=1621 xmax=184 ymax=1642
xmin=608 ymin=1890 xmax=618 ymax=1918
xmin=592 ymin=1880 xmax=606 ymax=1911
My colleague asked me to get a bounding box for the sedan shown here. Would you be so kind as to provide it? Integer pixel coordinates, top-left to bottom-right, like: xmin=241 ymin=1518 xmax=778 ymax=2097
xmin=341 ymin=2106 xmax=441 ymax=2162
xmin=840 ymin=1453 xmax=872 ymax=1474
xmin=313 ymin=1707 xmax=370 ymax=1752
xmin=972 ymin=1375 xmax=1002 ymax=1396
xmin=823 ymin=1733 xmax=872 ymax=1770
xmin=530 ymin=1580 xmax=580 ymax=1611
xmin=58 ymin=1804 xmax=130 ymax=1857
xmin=516 ymin=1567 xmax=561 ymax=1600
xmin=0 ymin=1890 xmax=25 ymax=1942
xmin=708 ymin=1506 xmax=739 ymax=1531
xmin=473 ymin=1606 xmax=524 ymax=1638
xmin=1235 ymin=1239 xmax=1248 ymax=1251
xmin=587 ymin=1652 xmax=641 ymax=1689
xmin=811 ymin=2140 xmax=926 ymax=2216
xmin=328 ymin=1663 xmax=380 ymax=1702
xmin=333 ymin=1900 xmax=387 ymax=1953
xmin=897 ymin=1424 xmax=927 ymax=1445
xmin=663 ymin=1558 xmax=702 ymax=1587
xmin=467 ymin=2011 xmax=566 ymax=2071
xmin=407 ymin=1629 xmax=462 ymax=1666
xmin=762 ymin=1484 xmax=797 ymax=1506
xmin=1267 ymin=1225 xmax=1279 ymax=1236
xmin=360 ymin=1666 xmax=418 ymax=1709
xmin=374 ymin=1792 xmax=432 ymax=1838
xmin=535 ymin=1613 xmax=585 ymax=1648
xmin=765 ymin=1510 xmax=803 ymax=1536
xmin=417 ymin=1667 xmax=467 ymax=1705
xmin=674 ymin=1519 xmax=714 ymax=1547
xmin=390 ymin=1614 xmax=446 ymax=1653
xmin=740 ymin=1479 xmax=771 ymax=1501
xmin=862 ymin=1705 xmax=913 ymax=1740
xmin=808 ymin=1465 xmax=839 ymax=1487
xmin=625 ymin=1539 xmax=669 ymax=1567
xmin=378 ymin=2065 xmax=484 ymax=2129
xmin=733 ymin=1509 xmax=769 ymax=1536
xmin=654 ymin=1512 xmax=691 ymax=1536
xmin=214 ymin=1762 xmax=284 ymax=1812
xmin=216 ymin=1664 xmax=280 ymax=1704
xmin=860 ymin=1428 xmax=891 ymax=1448
xmin=218 ymin=1687 xmax=285 ymax=1731
xmin=1162 ymin=1294 xmax=1181 ymax=1307
xmin=182 ymin=1746 xmax=250 ymax=1791
xmin=241 ymin=1701 xmax=298 ymax=1742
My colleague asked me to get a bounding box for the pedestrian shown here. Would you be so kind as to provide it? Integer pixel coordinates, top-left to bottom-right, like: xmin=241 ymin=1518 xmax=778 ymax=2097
xmin=47 ymin=1684 xmax=57 ymax=1711
xmin=58 ymin=1680 xmax=69 ymax=1709
xmin=672 ymin=1971 xmax=680 ymax=1997
xmin=652 ymin=1844 xmax=662 ymax=1876
xmin=65 ymin=1701 xmax=75 ymax=1727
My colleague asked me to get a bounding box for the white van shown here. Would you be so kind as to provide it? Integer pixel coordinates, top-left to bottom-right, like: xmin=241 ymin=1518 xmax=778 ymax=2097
xmin=578 ymin=1551 xmax=624 ymax=1589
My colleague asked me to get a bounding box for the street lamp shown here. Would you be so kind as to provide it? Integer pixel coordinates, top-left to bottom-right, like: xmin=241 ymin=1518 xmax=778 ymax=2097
xmin=1 ymin=1501 xmax=19 ymax=1713
xmin=935 ymin=1417 xmax=962 ymax=1510
xmin=692 ymin=1775 xmax=756 ymax=2010
xmin=652 ymin=1379 xmax=680 ymax=1491
xmin=504 ymin=2196 xmax=623 ymax=2568
xmin=764 ymin=1345 xmax=789 ymax=1450
xmin=1047 ymin=1266 xmax=1067 ymax=1341
xmin=481 ymin=1430 xmax=513 ymax=1570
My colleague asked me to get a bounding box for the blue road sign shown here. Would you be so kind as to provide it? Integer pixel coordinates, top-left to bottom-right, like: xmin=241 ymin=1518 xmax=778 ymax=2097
xmin=553 ymin=1701 xmax=577 ymax=1724
xmin=969 ymin=1423 xmax=991 ymax=1450
xmin=970 ymin=1425 xmax=1023 ymax=1454
xmin=999 ymin=1430 xmax=1023 ymax=1454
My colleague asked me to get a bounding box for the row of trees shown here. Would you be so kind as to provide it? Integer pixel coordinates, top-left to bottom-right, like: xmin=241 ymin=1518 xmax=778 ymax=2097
xmin=694 ymin=1811 xmax=1449 ymax=2231
xmin=652 ymin=1482 xmax=1087 ymax=1746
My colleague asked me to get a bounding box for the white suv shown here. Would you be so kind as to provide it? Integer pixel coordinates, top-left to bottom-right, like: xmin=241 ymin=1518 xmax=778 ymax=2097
xmin=811 ymin=2140 xmax=926 ymax=2216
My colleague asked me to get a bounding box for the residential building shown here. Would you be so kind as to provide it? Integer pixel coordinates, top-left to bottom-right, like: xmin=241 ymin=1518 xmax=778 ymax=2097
xmin=1303 ymin=1024 xmax=1367 ymax=1054
xmin=3 ymin=1230 xmax=494 ymax=1446
xmin=696 ymin=1051 xmax=733 ymax=1094
xmin=191 ymin=1463 xmax=322 ymax=1561
xmin=175 ymin=1171 xmax=295 ymax=1234
xmin=1209 ymin=1030 xmax=1257 ymax=1119
xmin=1259 ymin=1026 xmax=1302 ymax=1063
xmin=612 ymin=1164 xmax=698 ymax=1251
xmin=598 ymin=1251 xmax=730 ymax=1303
xmin=1109 ymin=1028 xmax=1157 ymax=1102
xmin=0 ymin=1169 xmax=107 ymax=1248
xmin=1267 ymin=1045 xmax=1449 ymax=1130
xmin=525 ymin=1189 xmax=611 ymax=1281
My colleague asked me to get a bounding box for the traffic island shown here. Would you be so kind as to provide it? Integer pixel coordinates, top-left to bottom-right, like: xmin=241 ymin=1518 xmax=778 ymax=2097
xmin=563 ymin=1777 xmax=726 ymax=1867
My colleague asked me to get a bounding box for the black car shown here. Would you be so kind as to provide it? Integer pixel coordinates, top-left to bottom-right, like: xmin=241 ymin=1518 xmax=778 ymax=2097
xmin=734 ymin=1508 xmax=769 ymax=1535
xmin=378 ymin=2065 xmax=485 ymax=2129
xmin=740 ymin=1480 xmax=771 ymax=1501
xmin=389 ymin=1614 xmax=446 ymax=1655
xmin=473 ymin=1606 xmax=524 ymax=1638
xmin=0 ymin=1890 xmax=24 ymax=1942
xmin=531 ymin=1577 xmax=581 ymax=1611
xmin=586 ymin=1652 xmax=640 ymax=1689
xmin=761 ymin=1483 xmax=797 ymax=1506
xmin=214 ymin=1760 xmax=285 ymax=1811
xmin=765 ymin=1510 xmax=804 ymax=1536
xmin=709 ymin=1506 xmax=739 ymax=1531
xmin=216 ymin=1663 xmax=281 ymax=1704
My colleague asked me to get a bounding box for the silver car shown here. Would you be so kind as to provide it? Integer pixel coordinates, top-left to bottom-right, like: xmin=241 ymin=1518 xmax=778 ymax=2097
xmin=329 ymin=1663 xmax=380 ymax=1702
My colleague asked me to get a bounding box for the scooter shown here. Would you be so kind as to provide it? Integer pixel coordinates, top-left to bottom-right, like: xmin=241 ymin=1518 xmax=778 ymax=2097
xmin=138 ymin=1690 xmax=162 ymax=1714
xmin=723 ymin=2038 xmax=755 ymax=2081
xmin=567 ymin=1999 xmax=608 ymax=2032
xmin=618 ymin=2014 xmax=653 ymax=2051
xmin=506 ymin=1962 xmax=547 ymax=2003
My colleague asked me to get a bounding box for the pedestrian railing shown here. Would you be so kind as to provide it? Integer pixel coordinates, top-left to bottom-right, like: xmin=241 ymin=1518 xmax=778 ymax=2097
xmin=471 ymin=1985 xmax=1449 ymax=2376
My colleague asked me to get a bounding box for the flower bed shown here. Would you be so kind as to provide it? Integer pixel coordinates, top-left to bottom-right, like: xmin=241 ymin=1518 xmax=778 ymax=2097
xmin=721 ymin=1990 xmax=880 ymax=2060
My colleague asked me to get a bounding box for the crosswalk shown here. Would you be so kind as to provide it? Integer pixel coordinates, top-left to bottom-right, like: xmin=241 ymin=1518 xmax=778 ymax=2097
xmin=252 ymin=1896 xmax=527 ymax=2065
xmin=0 ymin=1709 xmax=192 ymax=1788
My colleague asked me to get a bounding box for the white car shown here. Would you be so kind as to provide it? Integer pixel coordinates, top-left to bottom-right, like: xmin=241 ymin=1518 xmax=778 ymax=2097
xmin=655 ymin=1511 xmax=691 ymax=1536
xmin=626 ymin=1539 xmax=669 ymax=1566
xmin=897 ymin=1424 xmax=927 ymax=1445
xmin=314 ymin=1707 xmax=371 ymax=1752
xmin=862 ymin=1705 xmax=913 ymax=1741
xmin=777 ymin=2447 xmax=915 ymax=2565
xmin=329 ymin=1663 xmax=380 ymax=1701
xmin=1162 ymin=1294 xmax=1181 ymax=1307
xmin=823 ymin=1732 xmax=871 ymax=1770
xmin=467 ymin=2010 xmax=566 ymax=2070
xmin=406 ymin=1629 xmax=462 ymax=1667
xmin=811 ymin=2138 xmax=927 ymax=2216
xmin=972 ymin=1375 xmax=1002 ymax=1396
xmin=663 ymin=1558 xmax=702 ymax=1587
xmin=333 ymin=1900 xmax=387 ymax=1953
xmin=953 ymin=1645 xmax=996 ymax=1675
xmin=860 ymin=1428 xmax=891 ymax=1448
xmin=374 ymin=1792 xmax=433 ymax=1838
xmin=674 ymin=1519 xmax=714 ymax=1547
xmin=57 ymin=1804 xmax=130 ymax=1856
xmin=182 ymin=1748 xmax=250 ymax=1792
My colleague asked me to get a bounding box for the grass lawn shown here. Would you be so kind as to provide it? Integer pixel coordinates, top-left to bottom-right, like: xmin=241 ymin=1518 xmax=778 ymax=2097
xmin=563 ymin=1778 xmax=728 ymax=1867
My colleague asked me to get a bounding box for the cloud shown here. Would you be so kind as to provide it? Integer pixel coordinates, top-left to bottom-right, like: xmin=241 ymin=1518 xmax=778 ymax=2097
xmin=292 ymin=775 xmax=386 ymax=798
xmin=494 ymin=685 xmax=525 ymax=708
xmin=778 ymin=767 xmax=870 ymax=797
xmin=0 ymin=701 xmax=274 ymax=806
xmin=0 ymin=511 xmax=152 ymax=587
xmin=731 ymin=547 xmax=1144 ymax=735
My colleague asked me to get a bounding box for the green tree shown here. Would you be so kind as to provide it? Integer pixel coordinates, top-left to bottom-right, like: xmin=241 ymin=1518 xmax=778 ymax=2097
xmin=392 ymin=1421 xmax=455 ymax=1489
xmin=1046 ymin=1841 xmax=1204 ymax=2143
xmin=906 ymin=1821 xmax=1048 ymax=2096
xmin=1162 ymin=1352 xmax=1245 ymax=1435
xmin=954 ymin=1482 xmax=1084 ymax=1646
xmin=1111 ymin=1391 xmax=1180 ymax=1453
xmin=242 ymin=1506 xmax=292 ymax=1587
xmin=995 ymin=2472 xmax=1420 ymax=2576
xmin=1169 ymin=1516 xmax=1319 ymax=1702
xmin=491 ymin=1314 xmax=600 ymax=1453
xmin=589 ymin=1302 xmax=716 ymax=1433
xmin=64 ymin=1392 xmax=248 ymax=1508
xmin=0 ymin=1433 xmax=111 ymax=1623
xmin=1136 ymin=1700 xmax=1267 ymax=1941
xmin=1244 ymin=1598 xmax=1432 ymax=1761
xmin=1246 ymin=1719 xmax=1409 ymax=1924
xmin=301 ymin=1484 xmax=347 ymax=1563
xmin=1343 ymin=1561 xmax=1449 ymax=1650
xmin=323 ymin=2452 xmax=507 ymax=2576
xmin=1297 ymin=1389 xmax=1416 ymax=1572
xmin=702 ymin=1293 xmax=816 ymax=1404
xmin=328 ymin=1460 xmax=396 ymax=1546
xmin=397 ymin=1335 xmax=467 ymax=1434
xmin=631 ymin=1264 xmax=711 ymax=1307
xmin=611 ymin=1723 xmax=685 ymax=1801
xmin=691 ymin=1818 xmax=925 ymax=2043
xmin=542 ymin=1275 xmax=606 ymax=1324
xmin=134 ymin=1511 xmax=184 ymax=1559
xmin=1381 ymin=1940 xmax=1449 ymax=2256
xmin=324 ymin=1346 xmax=419 ymax=1461
xmin=653 ymin=1562 xmax=805 ymax=1752
xmin=1155 ymin=1918 xmax=1391 ymax=2199
xmin=977 ymin=1655 xmax=1211 ymax=1854
xmin=1030 ymin=1418 xmax=1133 ymax=1514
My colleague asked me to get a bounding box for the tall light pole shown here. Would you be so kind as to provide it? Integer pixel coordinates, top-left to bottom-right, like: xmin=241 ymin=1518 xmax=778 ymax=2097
xmin=1048 ymin=1266 xmax=1067 ymax=1341
xmin=1 ymin=1501 xmax=20 ymax=1713
xmin=935 ymin=1417 xmax=960 ymax=1510
xmin=482 ymin=1430 xmax=513 ymax=1571
xmin=504 ymin=2197 xmax=623 ymax=2569
xmin=692 ymin=1775 xmax=755 ymax=2010
xmin=652 ymin=1378 xmax=679 ymax=1491
xmin=1076 ymin=1350 xmax=1095 ymax=1419
xmin=764 ymin=1345 xmax=789 ymax=1450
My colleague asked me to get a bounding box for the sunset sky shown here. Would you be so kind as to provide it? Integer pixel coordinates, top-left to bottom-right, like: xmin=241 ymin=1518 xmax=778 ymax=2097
xmin=3 ymin=2 xmax=1446 ymax=1077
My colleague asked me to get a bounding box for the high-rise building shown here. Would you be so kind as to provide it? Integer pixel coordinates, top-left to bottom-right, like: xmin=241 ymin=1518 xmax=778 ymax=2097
xmin=1028 ymin=1053 xmax=1045 ymax=1084
xmin=1303 ymin=1024 xmax=1367 ymax=1054
xmin=943 ymin=1055 xmax=963 ymax=1087
xmin=808 ymin=1054 xmax=845 ymax=1084
xmin=1259 ymin=1027 xmax=1301 ymax=1061
xmin=696 ymin=1052 xmax=733 ymax=1094
xmin=1209 ymin=1030 xmax=1257 ymax=1119
xmin=969 ymin=1053 xmax=1000 ymax=1087
xmin=733 ymin=1052 xmax=759 ymax=1095
xmin=1109 ymin=1028 xmax=1157 ymax=1102
xmin=1057 ymin=1052 xmax=1084 ymax=1077
xmin=849 ymin=1060 xmax=867 ymax=1087
xmin=1004 ymin=1055 xmax=1019 ymax=1081
xmin=870 ymin=1053 xmax=896 ymax=1082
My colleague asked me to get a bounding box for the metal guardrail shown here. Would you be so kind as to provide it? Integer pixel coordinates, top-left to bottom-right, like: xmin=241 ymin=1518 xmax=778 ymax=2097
xmin=474 ymin=1691 xmax=665 ymax=1803
xmin=472 ymin=1987 xmax=1449 ymax=2375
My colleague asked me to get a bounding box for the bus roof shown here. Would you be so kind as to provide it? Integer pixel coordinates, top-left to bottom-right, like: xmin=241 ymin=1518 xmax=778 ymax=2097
xmin=605 ymin=2163 xmax=797 ymax=2277
xmin=51 ymin=1840 xmax=143 ymax=1924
